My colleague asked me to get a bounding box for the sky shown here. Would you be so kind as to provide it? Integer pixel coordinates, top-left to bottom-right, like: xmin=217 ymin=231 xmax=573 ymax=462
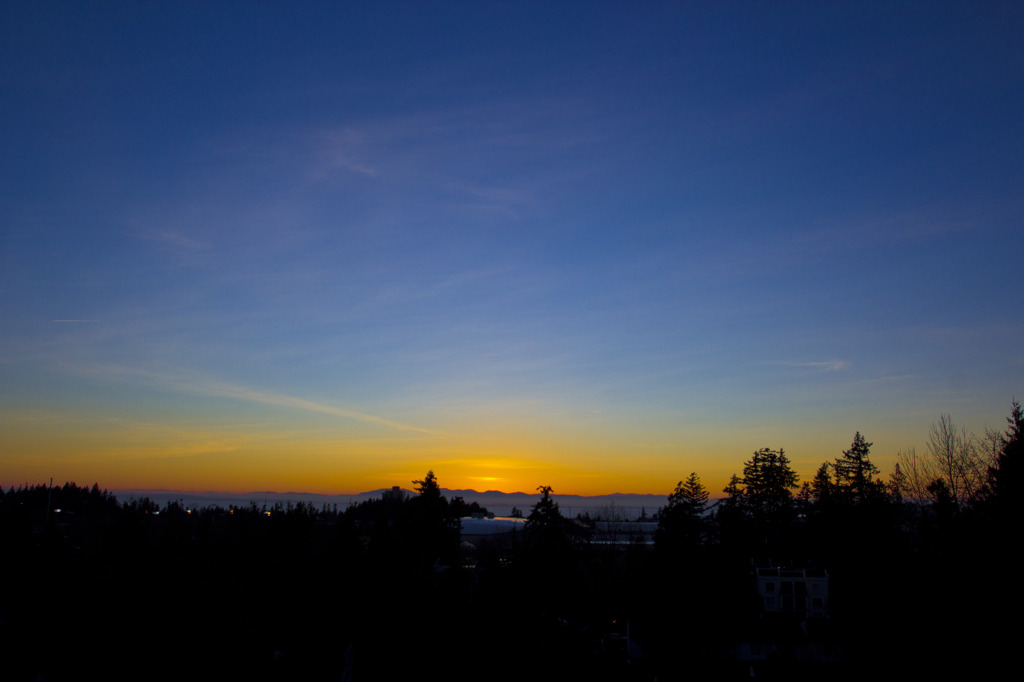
xmin=2 ymin=1 xmax=1023 ymax=496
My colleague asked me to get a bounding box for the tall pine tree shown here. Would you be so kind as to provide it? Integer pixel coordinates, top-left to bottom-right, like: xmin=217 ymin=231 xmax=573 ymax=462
xmin=741 ymin=447 xmax=799 ymax=520
xmin=656 ymin=473 xmax=708 ymax=550
xmin=834 ymin=432 xmax=884 ymax=504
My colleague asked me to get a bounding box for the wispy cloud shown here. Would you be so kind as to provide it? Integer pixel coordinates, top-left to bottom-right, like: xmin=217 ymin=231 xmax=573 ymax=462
xmin=788 ymin=208 xmax=974 ymax=256
xmin=319 ymin=128 xmax=379 ymax=177
xmin=432 ymin=457 xmax=541 ymax=471
xmin=856 ymin=374 xmax=915 ymax=384
xmin=306 ymin=98 xmax=597 ymax=197
xmin=135 ymin=229 xmax=209 ymax=252
xmin=770 ymin=360 xmax=849 ymax=372
xmin=630 ymin=442 xmax=682 ymax=450
xmin=0 ymin=409 xmax=255 ymax=461
xmin=199 ymin=382 xmax=439 ymax=435
xmin=74 ymin=363 xmax=440 ymax=435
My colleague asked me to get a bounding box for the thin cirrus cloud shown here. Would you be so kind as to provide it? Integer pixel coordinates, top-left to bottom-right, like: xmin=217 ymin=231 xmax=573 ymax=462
xmin=770 ymin=360 xmax=850 ymax=372
xmin=857 ymin=374 xmax=915 ymax=384
xmin=75 ymin=363 xmax=440 ymax=436
xmin=134 ymin=229 xmax=210 ymax=252
xmin=310 ymin=100 xmax=598 ymax=189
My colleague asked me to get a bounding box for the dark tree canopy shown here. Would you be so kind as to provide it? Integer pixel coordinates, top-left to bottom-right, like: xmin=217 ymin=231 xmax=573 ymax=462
xmin=718 ymin=473 xmax=746 ymax=521
xmin=741 ymin=447 xmax=799 ymax=519
xmin=988 ymin=399 xmax=1024 ymax=519
xmin=888 ymin=462 xmax=909 ymax=503
xmin=656 ymin=472 xmax=708 ymax=550
xmin=662 ymin=473 xmax=708 ymax=520
xmin=526 ymin=485 xmax=562 ymax=529
xmin=403 ymin=470 xmax=460 ymax=567
xmin=413 ymin=470 xmax=442 ymax=499
xmin=523 ymin=485 xmax=571 ymax=557
xmin=834 ymin=432 xmax=884 ymax=504
xmin=810 ymin=462 xmax=835 ymax=504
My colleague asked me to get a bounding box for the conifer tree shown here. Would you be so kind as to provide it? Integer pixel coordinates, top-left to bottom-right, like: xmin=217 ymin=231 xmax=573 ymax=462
xmin=526 ymin=485 xmax=562 ymax=529
xmin=741 ymin=447 xmax=799 ymax=519
xmin=525 ymin=485 xmax=570 ymax=555
xmin=810 ymin=461 xmax=836 ymax=504
xmin=834 ymin=432 xmax=884 ymax=504
xmin=988 ymin=399 xmax=1024 ymax=520
xmin=656 ymin=473 xmax=708 ymax=550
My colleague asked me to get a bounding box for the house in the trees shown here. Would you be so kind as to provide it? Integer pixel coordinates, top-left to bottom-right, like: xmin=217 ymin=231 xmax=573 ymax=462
xmin=755 ymin=566 xmax=829 ymax=618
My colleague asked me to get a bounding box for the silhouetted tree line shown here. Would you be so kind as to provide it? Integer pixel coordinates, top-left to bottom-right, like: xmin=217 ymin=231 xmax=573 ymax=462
xmin=4 ymin=401 xmax=1021 ymax=681
xmin=647 ymin=399 xmax=1024 ymax=680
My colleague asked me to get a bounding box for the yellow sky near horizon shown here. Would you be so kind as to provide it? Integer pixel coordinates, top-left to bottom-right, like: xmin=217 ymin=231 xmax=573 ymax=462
xmin=1 ymin=403 xmax=916 ymax=497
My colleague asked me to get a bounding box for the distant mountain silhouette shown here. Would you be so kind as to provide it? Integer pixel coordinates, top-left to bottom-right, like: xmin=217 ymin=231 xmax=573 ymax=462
xmin=113 ymin=487 xmax=668 ymax=517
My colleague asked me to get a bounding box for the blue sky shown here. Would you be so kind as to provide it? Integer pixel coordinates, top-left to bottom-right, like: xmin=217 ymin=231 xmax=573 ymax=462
xmin=2 ymin=2 xmax=1022 ymax=495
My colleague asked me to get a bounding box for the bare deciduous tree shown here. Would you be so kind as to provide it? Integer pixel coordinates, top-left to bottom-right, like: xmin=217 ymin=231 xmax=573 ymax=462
xmin=895 ymin=415 xmax=996 ymax=508
xmin=893 ymin=446 xmax=930 ymax=505
xmin=927 ymin=415 xmax=990 ymax=506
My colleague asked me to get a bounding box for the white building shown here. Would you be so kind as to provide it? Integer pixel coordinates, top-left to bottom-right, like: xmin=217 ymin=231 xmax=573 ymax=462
xmin=755 ymin=566 xmax=829 ymax=618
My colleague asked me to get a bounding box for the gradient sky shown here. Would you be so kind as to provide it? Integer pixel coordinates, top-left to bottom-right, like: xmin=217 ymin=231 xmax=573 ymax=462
xmin=2 ymin=2 xmax=1023 ymax=496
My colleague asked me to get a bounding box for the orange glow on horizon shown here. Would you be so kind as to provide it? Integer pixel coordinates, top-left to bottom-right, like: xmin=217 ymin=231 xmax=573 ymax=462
xmin=2 ymin=404 xmax=905 ymax=498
